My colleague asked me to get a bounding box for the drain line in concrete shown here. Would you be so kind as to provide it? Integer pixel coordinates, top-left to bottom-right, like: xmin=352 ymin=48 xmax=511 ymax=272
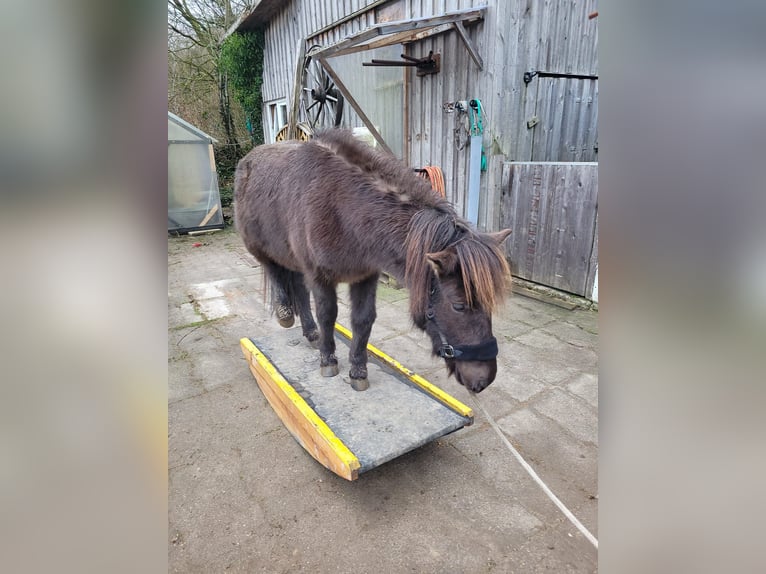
xmin=471 ymin=395 xmax=599 ymax=549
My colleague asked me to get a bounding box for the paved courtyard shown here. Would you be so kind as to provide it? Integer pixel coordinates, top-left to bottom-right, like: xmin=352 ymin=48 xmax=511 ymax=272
xmin=168 ymin=227 xmax=598 ymax=572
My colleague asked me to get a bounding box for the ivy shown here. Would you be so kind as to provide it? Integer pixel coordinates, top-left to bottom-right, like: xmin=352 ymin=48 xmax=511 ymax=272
xmin=220 ymin=30 xmax=265 ymax=146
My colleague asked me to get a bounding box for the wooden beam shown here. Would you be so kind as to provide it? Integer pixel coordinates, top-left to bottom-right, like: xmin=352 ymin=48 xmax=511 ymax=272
xmin=309 ymin=27 xmax=382 ymax=59
xmin=452 ymin=21 xmax=483 ymax=70
xmin=318 ymin=57 xmax=394 ymax=155
xmin=287 ymin=39 xmax=306 ymax=140
xmin=336 ymin=21 xmax=459 ymax=57
xmin=310 ymin=6 xmax=487 ymax=59
xmin=198 ymin=204 xmax=219 ymax=227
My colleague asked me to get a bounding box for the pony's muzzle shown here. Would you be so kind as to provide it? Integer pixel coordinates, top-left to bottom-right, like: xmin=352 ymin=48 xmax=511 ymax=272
xmin=453 ymin=359 xmax=497 ymax=393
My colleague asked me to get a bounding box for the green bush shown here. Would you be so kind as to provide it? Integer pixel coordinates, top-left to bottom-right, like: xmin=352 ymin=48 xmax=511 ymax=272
xmin=220 ymin=31 xmax=265 ymax=147
xmin=219 ymin=185 xmax=234 ymax=208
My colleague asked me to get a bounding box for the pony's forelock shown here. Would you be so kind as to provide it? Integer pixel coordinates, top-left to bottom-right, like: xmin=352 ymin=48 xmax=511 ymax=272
xmin=405 ymin=210 xmax=511 ymax=323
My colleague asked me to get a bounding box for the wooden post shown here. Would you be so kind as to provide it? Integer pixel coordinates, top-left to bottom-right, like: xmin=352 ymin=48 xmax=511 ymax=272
xmin=287 ymin=39 xmax=306 ymax=140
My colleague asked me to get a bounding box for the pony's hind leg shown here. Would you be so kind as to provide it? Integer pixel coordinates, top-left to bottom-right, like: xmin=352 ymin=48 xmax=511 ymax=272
xmin=292 ymin=274 xmax=319 ymax=347
xmin=311 ymin=281 xmax=339 ymax=377
xmin=347 ymin=274 xmax=379 ymax=391
xmin=262 ymin=262 xmax=295 ymax=328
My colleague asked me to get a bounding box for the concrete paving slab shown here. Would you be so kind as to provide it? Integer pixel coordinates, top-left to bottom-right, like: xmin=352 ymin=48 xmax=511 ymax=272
xmin=168 ymin=228 xmax=599 ymax=572
xmin=566 ymin=372 xmax=599 ymax=409
xmin=532 ymin=388 xmax=599 ymax=445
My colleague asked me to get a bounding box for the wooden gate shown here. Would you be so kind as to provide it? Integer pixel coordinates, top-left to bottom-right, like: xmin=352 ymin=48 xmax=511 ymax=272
xmin=500 ymin=162 xmax=598 ymax=297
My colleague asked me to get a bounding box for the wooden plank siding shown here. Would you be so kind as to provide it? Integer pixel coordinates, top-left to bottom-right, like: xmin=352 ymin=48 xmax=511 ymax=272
xmin=531 ymin=76 xmax=598 ymax=162
xmin=501 ymin=162 xmax=598 ymax=296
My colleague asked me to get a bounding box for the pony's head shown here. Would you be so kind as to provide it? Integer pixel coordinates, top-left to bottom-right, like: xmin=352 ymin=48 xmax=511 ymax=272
xmin=406 ymin=211 xmax=512 ymax=393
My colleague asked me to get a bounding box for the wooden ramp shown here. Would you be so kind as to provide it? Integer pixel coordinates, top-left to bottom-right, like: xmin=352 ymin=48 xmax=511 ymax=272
xmin=240 ymin=324 xmax=473 ymax=481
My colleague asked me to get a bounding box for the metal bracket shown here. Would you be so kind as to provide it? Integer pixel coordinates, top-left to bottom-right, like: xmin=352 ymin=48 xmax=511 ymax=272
xmin=363 ymin=51 xmax=440 ymax=76
xmin=524 ymin=70 xmax=599 ymax=84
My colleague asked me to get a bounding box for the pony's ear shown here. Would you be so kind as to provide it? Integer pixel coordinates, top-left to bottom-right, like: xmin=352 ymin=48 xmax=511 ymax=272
xmin=426 ymin=250 xmax=458 ymax=277
xmin=487 ymin=228 xmax=512 ymax=245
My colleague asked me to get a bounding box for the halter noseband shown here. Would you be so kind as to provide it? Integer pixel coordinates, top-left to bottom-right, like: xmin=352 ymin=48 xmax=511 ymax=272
xmin=426 ymin=287 xmax=498 ymax=362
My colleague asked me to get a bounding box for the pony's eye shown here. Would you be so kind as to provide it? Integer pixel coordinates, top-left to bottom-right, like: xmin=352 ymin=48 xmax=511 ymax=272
xmin=452 ymin=303 xmax=466 ymax=312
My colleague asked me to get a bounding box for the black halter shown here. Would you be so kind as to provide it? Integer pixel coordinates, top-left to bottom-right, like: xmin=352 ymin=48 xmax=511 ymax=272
xmin=426 ymin=286 xmax=499 ymax=362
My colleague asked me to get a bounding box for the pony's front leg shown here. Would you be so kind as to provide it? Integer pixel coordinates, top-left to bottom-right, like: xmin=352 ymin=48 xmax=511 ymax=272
xmin=312 ymin=281 xmax=339 ymax=377
xmin=348 ymin=274 xmax=378 ymax=391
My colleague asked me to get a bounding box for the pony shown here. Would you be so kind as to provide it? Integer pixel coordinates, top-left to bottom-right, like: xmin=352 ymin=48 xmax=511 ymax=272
xmin=234 ymin=129 xmax=511 ymax=393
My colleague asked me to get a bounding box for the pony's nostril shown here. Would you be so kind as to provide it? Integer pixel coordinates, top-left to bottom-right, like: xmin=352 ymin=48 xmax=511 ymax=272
xmin=471 ymin=379 xmax=490 ymax=393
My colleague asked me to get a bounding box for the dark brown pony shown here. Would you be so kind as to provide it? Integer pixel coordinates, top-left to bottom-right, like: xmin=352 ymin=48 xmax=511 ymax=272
xmin=234 ymin=129 xmax=511 ymax=392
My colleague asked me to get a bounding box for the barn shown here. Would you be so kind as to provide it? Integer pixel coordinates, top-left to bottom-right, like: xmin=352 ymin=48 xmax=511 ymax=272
xmin=231 ymin=0 xmax=598 ymax=300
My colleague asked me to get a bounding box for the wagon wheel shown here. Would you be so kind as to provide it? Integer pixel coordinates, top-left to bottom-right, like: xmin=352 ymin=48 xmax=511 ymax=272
xmin=300 ymin=46 xmax=344 ymax=132
xmin=275 ymin=122 xmax=312 ymax=142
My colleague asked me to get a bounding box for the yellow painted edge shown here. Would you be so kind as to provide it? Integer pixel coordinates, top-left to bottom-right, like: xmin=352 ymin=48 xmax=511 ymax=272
xmin=239 ymin=338 xmax=361 ymax=473
xmin=334 ymin=323 xmax=474 ymax=420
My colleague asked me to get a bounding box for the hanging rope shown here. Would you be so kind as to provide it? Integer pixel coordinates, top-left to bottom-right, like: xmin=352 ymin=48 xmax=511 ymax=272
xmin=469 ymin=99 xmax=488 ymax=172
xmin=418 ymin=165 xmax=446 ymax=198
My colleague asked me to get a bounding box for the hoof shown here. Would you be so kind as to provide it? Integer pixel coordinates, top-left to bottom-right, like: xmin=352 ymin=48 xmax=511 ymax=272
xmin=320 ymin=364 xmax=339 ymax=377
xmin=349 ymin=377 xmax=369 ymax=392
xmin=276 ymin=305 xmax=294 ymax=328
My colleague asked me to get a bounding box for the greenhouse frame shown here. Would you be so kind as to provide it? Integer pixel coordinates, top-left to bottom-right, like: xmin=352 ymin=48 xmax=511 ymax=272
xmin=168 ymin=112 xmax=225 ymax=233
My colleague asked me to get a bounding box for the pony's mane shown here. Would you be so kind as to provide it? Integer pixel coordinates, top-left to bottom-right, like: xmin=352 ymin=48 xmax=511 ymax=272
xmin=311 ymin=129 xmax=443 ymax=208
xmin=404 ymin=209 xmax=511 ymax=325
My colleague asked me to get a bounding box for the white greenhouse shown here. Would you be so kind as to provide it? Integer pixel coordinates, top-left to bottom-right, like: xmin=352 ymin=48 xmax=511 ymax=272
xmin=168 ymin=112 xmax=224 ymax=233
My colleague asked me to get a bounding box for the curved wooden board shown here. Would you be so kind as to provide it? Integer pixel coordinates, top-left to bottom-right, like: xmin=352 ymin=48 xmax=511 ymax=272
xmin=239 ymin=338 xmax=361 ymax=481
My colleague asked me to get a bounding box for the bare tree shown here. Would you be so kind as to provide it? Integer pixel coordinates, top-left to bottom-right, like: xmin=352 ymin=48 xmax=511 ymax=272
xmin=167 ymin=0 xmax=254 ymax=151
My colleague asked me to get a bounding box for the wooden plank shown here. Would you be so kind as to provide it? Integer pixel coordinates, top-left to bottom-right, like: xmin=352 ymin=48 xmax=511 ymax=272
xmin=334 ymin=323 xmax=473 ymax=421
xmin=240 ymin=338 xmax=361 ymax=481
xmin=452 ymin=21 xmax=483 ymax=70
xmin=207 ymin=144 xmax=216 ymax=170
xmin=197 ymin=204 xmax=219 ymax=227
xmin=318 ymin=57 xmax=393 ymax=154
xmin=311 ymin=6 xmax=486 ymax=59
xmin=306 ymin=0 xmax=392 ymax=41
xmin=518 ymin=0 xmax=541 ymax=161
xmin=287 ymin=39 xmax=306 ymax=139
xmin=585 ymin=203 xmax=599 ymax=299
xmin=512 ymin=284 xmax=578 ymax=310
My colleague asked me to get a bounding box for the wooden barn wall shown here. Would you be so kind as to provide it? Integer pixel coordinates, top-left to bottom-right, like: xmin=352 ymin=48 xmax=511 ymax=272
xmin=260 ymin=1 xmax=396 ymax=140
xmin=405 ymin=0 xmax=598 ymax=232
xmin=258 ymin=0 xmax=598 ymax=235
